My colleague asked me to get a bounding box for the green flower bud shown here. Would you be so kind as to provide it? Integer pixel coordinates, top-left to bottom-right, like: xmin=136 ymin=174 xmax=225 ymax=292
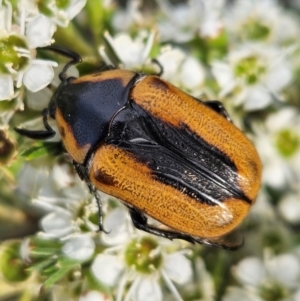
xmin=0 ymin=241 xmax=30 ymax=282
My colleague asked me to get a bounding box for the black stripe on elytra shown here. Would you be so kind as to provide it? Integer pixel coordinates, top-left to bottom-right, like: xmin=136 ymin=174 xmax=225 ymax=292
xmin=106 ymin=101 xmax=252 ymax=206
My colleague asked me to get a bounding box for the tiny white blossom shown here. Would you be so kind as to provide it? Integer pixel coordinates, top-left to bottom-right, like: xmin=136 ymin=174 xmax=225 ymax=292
xmin=100 ymin=31 xmax=155 ymax=69
xmin=16 ymin=161 xmax=98 ymax=240
xmin=0 ymin=0 xmax=86 ymax=105
xmin=34 ymin=0 xmax=87 ymax=27
xmin=278 ymin=191 xmax=300 ymax=225
xmin=211 ymin=43 xmax=292 ymax=111
xmin=253 ymin=108 xmax=300 ymax=188
xmin=157 ymin=45 xmax=205 ymax=94
xmin=158 ymin=0 xmax=225 ymax=43
xmin=112 ymin=0 xmax=144 ymax=31
xmin=91 ymin=207 xmax=193 ymax=301
xmin=0 ymin=1 xmax=57 ymax=101
xmin=225 ymin=0 xmax=300 ymax=45
xmin=223 ymin=253 xmax=300 ymax=301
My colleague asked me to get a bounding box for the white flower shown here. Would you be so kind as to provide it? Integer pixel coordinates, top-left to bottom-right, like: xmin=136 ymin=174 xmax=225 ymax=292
xmin=157 ymin=45 xmax=205 ymax=94
xmin=211 ymin=43 xmax=292 ymax=111
xmin=223 ymin=253 xmax=300 ymax=301
xmin=91 ymin=207 xmax=193 ymax=301
xmin=0 ymin=1 xmax=57 ymax=100
xmin=22 ymin=0 xmax=87 ymax=28
xmin=112 ymin=0 xmax=144 ymax=32
xmin=0 ymin=0 xmax=86 ymax=102
xmin=158 ymin=0 xmax=225 ymax=43
xmin=99 ymin=32 xmax=206 ymax=96
xmin=225 ymin=0 xmax=300 ymax=45
xmin=99 ymin=30 xmax=155 ymax=70
xmin=253 ymin=108 xmax=300 ymax=188
xmin=16 ymin=161 xmax=95 ymax=238
xmin=62 ymin=234 xmax=95 ymax=261
xmin=18 ymin=162 xmax=99 ymax=262
xmin=278 ymin=191 xmax=300 ymax=224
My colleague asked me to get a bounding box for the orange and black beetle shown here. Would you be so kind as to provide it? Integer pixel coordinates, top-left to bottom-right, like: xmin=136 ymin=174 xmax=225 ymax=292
xmin=16 ymin=46 xmax=262 ymax=249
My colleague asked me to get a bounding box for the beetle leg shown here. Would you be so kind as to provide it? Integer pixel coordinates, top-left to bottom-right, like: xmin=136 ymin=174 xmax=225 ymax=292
xmin=88 ymin=182 xmax=110 ymax=234
xmin=128 ymin=207 xmax=198 ymax=244
xmin=203 ymin=100 xmax=232 ymax=122
xmin=86 ymin=181 xmax=110 ymax=234
xmin=14 ymin=108 xmax=56 ymax=139
xmin=128 ymin=207 xmax=242 ymax=250
xmin=73 ymin=163 xmax=110 ymax=234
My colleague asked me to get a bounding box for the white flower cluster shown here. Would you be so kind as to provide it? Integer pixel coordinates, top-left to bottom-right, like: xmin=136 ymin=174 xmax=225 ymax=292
xmin=223 ymin=252 xmax=300 ymax=301
xmin=0 ymin=0 xmax=86 ymax=102
xmin=7 ymin=0 xmax=300 ymax=301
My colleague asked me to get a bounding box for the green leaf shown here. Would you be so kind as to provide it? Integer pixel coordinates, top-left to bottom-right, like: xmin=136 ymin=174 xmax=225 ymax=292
xmin=43 ymin=258 xmax=78 ymax=288
xmin=30 ymin=247 xmax=59 ymax=258
xmin=20 ymin=142 xmax=63 ymax=160
xmin=20 ymin=144 xmax=50 ymax=160
xmin=27 ymin=257 xmax=58 ymax=272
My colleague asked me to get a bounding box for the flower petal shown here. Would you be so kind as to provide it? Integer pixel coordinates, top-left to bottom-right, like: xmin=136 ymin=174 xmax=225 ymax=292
xmin=233 ymin=257 xmax=265 ymax=287
xmin=244 ymin=87 xmax=272 ymax=111
xmin=163 ymin=252 xmax=192 ymax=284
xmin=26 ymin=14 xmax=56 ymax=48
xmin=179 ymin=57 xmax=205 ymax=89
xmin=158 ymin=47 xmax=185 ymax=82
xmin=62 ymin=235 xmax=95 ymax=261
xmin=102 ymin=207 xmax=130 ymax=245
xmin=211 ymin=61 xmax=234 ymax=89
xmin=23 ymin=60 xmax=56 ymax=92
xmin=66 ymin=0 xmax=87 ymax=22
xmin=0 ymin=75 xmax=14 ymax=100
xmin=279 ymin=194 xmax=300 ymax=224
xmin=268 ymin=254 xmax=300 ymax=289
xmin=78 ymin=291 xmax=106 ymax=301
xmin=41 ymin=211 xmax=73 ymax=238
xmin=91 ymin=254 xmax=125 ymax=286
xmin=132 ymin=277 xmax=162 ymax=301
xmin=26 ymin=87 xmax=52 ymax=111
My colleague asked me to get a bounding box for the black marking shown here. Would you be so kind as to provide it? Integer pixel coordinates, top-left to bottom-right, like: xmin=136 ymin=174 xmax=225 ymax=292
xmin=106 ymin=101 xmax=252 ymax=206
xmin=50 ymin=73 xmax=141 ymax=164
xmin=94 ymin=168 xmax=116 ymax=186
xmin=149 ymin=77 xmax=168 ymax=92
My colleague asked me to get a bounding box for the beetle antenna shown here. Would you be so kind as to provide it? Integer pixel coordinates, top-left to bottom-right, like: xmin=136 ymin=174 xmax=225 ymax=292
xmin=39 ymin=45 xmax=82 ymax=81
xmin=151 ymin=59 xmax=163 ymax=77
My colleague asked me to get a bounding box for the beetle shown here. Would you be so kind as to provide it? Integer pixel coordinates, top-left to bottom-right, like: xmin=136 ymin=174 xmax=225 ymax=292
xmin=15 ymin=46 xmax=262 ymax=249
